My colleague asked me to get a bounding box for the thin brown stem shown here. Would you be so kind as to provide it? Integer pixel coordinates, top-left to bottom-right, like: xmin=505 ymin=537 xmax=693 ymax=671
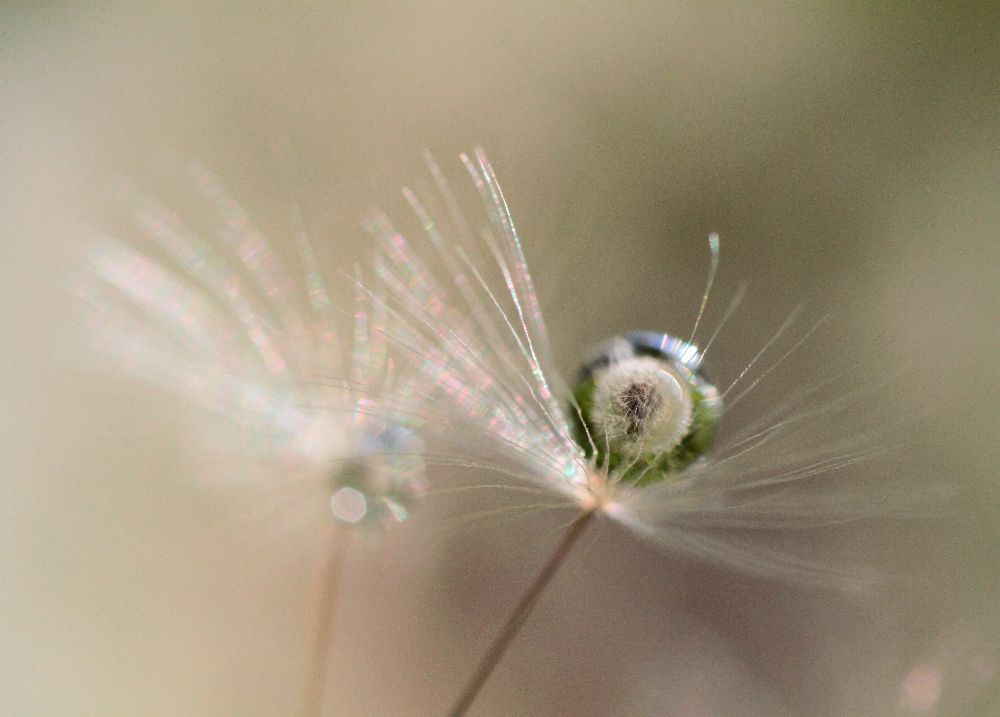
xmin=300 ymin=524 xmax=350 ymax=717
xmin=447 ymin=509 xmax=597 ymax=717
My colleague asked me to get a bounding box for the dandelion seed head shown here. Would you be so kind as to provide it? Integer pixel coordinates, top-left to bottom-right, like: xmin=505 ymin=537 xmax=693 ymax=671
xmin=77 ymin=163 xmax=426 ymax=530
xmin=365 ymin=147 xmax=921 ymax=590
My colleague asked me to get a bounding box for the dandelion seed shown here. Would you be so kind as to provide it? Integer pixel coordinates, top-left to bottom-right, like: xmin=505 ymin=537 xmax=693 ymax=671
xmin=362 ymin=148 xmax=927 ymax=714
xmin=74 ymin=163 xmax=425 ymax=716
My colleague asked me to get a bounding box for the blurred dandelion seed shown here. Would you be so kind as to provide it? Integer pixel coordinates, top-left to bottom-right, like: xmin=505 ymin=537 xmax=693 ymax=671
xmin=74 ymin=162 xmax=426 ymax=717
xmin=361 ymin=148 xmax=926 ymax=715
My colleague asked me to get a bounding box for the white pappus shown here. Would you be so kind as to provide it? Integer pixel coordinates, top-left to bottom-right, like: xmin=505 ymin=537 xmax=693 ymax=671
xmin=75 ymin=160 xmax=434 ymax=716
xmin=77 ymin=161 xmax=426 ymax=528
xmin=364 ymin=148 xmax=925 ymax=594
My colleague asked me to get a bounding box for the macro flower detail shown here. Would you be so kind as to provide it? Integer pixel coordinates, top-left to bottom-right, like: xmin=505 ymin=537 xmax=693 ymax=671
xmin=74 ymin=149 xmax=925 ymax=717
xmin=359 ymin=147 xmax=928 ymax=714
xmin=369 ymin=148 xmax=901 ymax=586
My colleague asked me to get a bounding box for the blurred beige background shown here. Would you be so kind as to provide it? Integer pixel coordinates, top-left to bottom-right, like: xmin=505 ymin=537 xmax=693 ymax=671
xmin=2 ymin=3 xmax=998 ymax=716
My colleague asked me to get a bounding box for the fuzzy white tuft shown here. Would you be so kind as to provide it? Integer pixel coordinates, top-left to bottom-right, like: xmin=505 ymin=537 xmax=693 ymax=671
xmin=590 ymin=356 xmax=693 ymax=456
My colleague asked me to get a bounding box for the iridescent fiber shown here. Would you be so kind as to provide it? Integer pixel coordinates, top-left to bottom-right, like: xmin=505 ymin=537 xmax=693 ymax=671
xmin=79 ymin=164 xmax=424 ymax=526
xmin=80 ymin=149 xmax=924 ymax=587
xmin=364 ymin=148 xmax=923 ymax=590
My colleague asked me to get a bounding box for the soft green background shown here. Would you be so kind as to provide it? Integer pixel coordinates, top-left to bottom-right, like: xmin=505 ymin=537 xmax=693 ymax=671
xmin=2 ymin=3 xmax=997 ymax=715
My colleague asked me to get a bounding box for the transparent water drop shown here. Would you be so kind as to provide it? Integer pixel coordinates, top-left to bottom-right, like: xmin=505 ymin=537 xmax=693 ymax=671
xmin=572 ymin=331 xmax=722 ymax=485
